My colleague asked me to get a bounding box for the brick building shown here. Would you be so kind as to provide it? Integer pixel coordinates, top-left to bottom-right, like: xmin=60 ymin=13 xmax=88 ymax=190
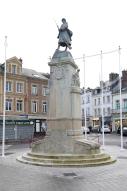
xmin=0 ymin=56 xmax=49 ymax=140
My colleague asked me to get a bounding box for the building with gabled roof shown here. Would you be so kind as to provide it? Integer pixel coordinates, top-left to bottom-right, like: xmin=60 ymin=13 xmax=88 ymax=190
xmin=0 ymin=56 xmax=49 ymax=141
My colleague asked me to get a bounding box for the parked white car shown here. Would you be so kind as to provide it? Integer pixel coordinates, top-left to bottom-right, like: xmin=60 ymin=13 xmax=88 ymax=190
xmin=100 ymin=125 xmax=111 ymax=133
xmin=81 ymin=126 xmax=90 ymax=134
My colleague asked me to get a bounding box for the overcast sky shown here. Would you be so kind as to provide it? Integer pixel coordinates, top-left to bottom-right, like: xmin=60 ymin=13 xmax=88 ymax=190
xmin=0 ymin=0 xmax=127 ymax=88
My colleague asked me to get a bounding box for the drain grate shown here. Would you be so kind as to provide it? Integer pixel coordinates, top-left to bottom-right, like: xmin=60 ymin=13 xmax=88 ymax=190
xmin=63 ymin=172 xmax=77 ymax=177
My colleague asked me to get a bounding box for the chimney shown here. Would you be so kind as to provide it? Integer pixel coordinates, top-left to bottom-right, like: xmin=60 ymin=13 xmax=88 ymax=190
xmin=109 ymin=73 xmax=119 ymax=81
xmin=19 ymin=58 xmax=23 ymax=63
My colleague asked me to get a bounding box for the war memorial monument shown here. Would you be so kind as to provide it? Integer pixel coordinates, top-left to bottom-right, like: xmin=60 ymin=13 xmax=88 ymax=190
xmin=17 ymin=18 xmax=116 ymax=166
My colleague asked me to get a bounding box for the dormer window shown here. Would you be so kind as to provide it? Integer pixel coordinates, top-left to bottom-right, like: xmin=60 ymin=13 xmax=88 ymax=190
xmin=12 ymin=65 xmax=17 ymax=74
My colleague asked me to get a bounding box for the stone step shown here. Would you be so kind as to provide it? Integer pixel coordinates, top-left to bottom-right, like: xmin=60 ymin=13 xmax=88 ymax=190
xmin=23 ymin=153 xmax=111 ymax=164
xmin=17 ymin=152 xmax=116 ymax=167
xmin=27 ymin=152 xmax=107 ymax=159
xmin=22 ymin=155 xmax=110 ymax=164
xmin=17 ymin=155 xmax=116 ymax=167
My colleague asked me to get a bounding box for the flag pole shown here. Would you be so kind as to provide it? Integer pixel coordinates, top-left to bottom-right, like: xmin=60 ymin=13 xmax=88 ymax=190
xmin=83 ymin=54 xmax=87 ymax=139
xmin=118 ymin=46 xmax=124 ymax=150
xmin=2 ymin=36 xmax=7 ymax=157
xmin=100 ymin=50 xmax=105 ymax=148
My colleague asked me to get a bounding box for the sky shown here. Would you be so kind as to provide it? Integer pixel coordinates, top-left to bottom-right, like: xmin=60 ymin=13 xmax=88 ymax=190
xmin=0 ymin=0 xmax=127 ymax=88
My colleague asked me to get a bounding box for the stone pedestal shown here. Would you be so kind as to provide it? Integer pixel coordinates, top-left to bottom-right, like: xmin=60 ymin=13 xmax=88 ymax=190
xmin=48 ymin=49 xmax=81 ymax=132
xmin=31 ymin=50 xmax=82 ymax=154
xmin=43 ymin=50 xmax=81 ymax=153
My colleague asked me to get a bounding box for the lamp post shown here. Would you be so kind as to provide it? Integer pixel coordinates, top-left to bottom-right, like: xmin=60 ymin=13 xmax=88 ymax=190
xmin=118 ymin=46 xmax=123 ymax=150
xmin=100 ymin=50 xmax=105 ymax=148
xmin=2 ymin=36 xmax=7 ymax=157
xmin=83 ymin=54 xmax=87 ymax=139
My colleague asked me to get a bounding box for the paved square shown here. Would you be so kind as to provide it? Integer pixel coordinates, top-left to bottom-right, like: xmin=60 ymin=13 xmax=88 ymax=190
xmin=0 ymin=141 xmax=127 ymax=191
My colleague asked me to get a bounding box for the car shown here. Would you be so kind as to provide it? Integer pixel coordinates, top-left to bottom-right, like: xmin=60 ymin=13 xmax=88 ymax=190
xmin=91 ymin=125 xmax=100 ymax=133
xmin=123 ymin=127 xmax=127 ymax=136
xmin=100 ymin=125 xmax=111 ymax=133
xmin=117 ymin=126 xmax=127 ymax=136
xmin=81 ymin=127 xmax=90 ymax=134
xmin=88 ymin=126 xmax=93 ymax=132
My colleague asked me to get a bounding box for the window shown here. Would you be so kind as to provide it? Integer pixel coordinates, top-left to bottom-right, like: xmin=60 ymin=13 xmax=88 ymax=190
xmin=82 ymin=98 xmax=84 ymax=104
xmin=32 ymin=85 xmax=37 ymax=95
xmin=94 ymin=99 xmax=96 ymax=106
xmin=82 ymin=108 xmax=84 ymax=116
xmin=86 ymin=95 xmax=90 ymax=103
xmin=12 ymin=65 xmax=16 ymax=74
xmin=98 ymin=108 xmax=101 ymax=116
xmin=123 ymin=99 xmax=127 ymax=109
xmin=103 ymin=96 xmax=105 ymax=104
xmin=94 ymin=109 xmax=97 ymax=116
xmin=98 ymin=98 xmax=100 ymax=105
xmin=32 ymin=101 xmax=37 ymax=113
xmin=42 ymin=87 xmax=47 ymax=96
xmin=6 ymin=99 xmax=12 ymax=111
xmin=6 ymin=81 xmax=12 ymax=92
xmin=107 ymin=107 xmax=111 ymax=115
xmin=107 ymin=95 xmax=110 ymax=103
xmin=42 ymin=101 xmax=47 ymax=113
xmin=103 ymin=108 xmax=105 ymax=116
xmin=17 ymin=100 xmax=23 ymax=111
xmin=16 ymin=82 xmax=23 ymax=93
xmin=86 ymin=108 xmax=90 ymax=116
xmin=116 ymin=100 xmax=120 ymax=109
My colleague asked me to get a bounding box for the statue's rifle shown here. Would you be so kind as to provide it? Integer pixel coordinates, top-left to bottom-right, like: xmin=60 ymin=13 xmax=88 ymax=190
xmin=54 ymin=19 xmax=59 ymax=31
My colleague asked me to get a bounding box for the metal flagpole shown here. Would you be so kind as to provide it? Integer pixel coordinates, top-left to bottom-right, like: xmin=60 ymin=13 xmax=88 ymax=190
xmin=2 ymin=36 xmax=7 ymax=157
xmin=118 ymin=46 xmax=123 ymax=150
xmin=83 ymin=54 xmax=87 ymax=139
xmin=100 ymin=50 xmax=105 ymax=148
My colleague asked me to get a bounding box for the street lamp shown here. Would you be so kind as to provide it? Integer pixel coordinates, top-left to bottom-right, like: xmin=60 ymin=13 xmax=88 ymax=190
xmin=2 ymin=36 xmax=7 ymax=157
xmin=118 ymin=46 xmax=124 ymax=150
xmin=83 ymin=54 xmax=87 ymax=139
xmin=100 ymin=50 xmax=105 ymax=148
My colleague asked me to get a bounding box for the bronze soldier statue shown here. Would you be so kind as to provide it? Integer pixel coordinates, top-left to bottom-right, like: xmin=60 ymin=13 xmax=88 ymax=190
xmin=57 ymin=18 xmax=73 ymax=51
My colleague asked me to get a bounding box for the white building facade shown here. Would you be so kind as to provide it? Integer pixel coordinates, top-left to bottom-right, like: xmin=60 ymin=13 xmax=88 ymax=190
xmin=92 ymin=86 xmax=112 ymax=128
xmin=81 ymin=85 xmax=112 ymax=129
xmin=112 ymin=89 xmax=127 ymax=131
xmin=81 ymin=88 xmax=93 ymax=127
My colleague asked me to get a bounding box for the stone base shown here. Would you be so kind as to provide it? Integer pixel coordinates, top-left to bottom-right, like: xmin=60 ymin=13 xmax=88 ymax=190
xmin=17 ymin=142 xmax=116 ymax=167
xmin=17 ymin=127 xmax=116 ymax=167
xmin=31 ymin=118 xmax=84 ymax=154
xmin=31 ymin=130 xmax=100 ymax=154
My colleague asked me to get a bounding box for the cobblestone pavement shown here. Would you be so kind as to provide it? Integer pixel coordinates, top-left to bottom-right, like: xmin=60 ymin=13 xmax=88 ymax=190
xmin=0 ymin=139 xmax=127 ymax=191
